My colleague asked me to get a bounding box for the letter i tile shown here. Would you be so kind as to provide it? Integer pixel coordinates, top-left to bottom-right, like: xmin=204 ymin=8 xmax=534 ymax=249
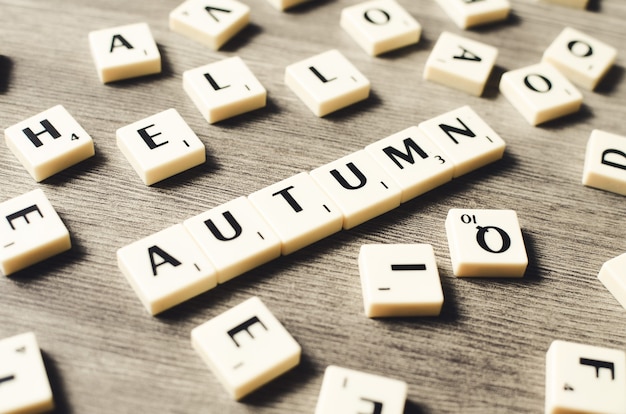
xmin=117 ymin=224 xmax=217 ymax=315
xmin=545 ymin=340 xmax=626 ymax=414
xmin=582 ymin=130 xmax=626 ymax=196
xmin=315 ymin=365 xmax=407 ymax=414
xmin=191 ymin=296 xmax=301 ymax=400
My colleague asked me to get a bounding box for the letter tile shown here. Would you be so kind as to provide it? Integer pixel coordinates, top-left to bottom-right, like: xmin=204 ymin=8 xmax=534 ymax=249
xmin=265 ymin=0 xmax=311 ymax=11
xmin=183 ymin=197 xmax=281 ymax=283
xmin=434 ymin=0 xmax=510 ymax=29
xmin=0 ymin=189 xmax=71 ymax=276
xmin=4 ymin=105 xmax=95 ymax=182
xmin=598 ymin=252 xmax=626 ymax=311
xmin=117 ymin=224 xmax=217 ymax=315
xmin=191 ymin=296 xmax=301 ymax=400
xmin=340 ymin=0 xmax=421 ymax=56
xmin=499 ymin=62 xmax=583 ymax=125
xmin=183 ymin=56 xmax=266 ymax=124
xmin=0 ymin=332 xmax=54 ymax=414
xmin=546 ymin=340 xmax=626 ymax=414
xmin=285 ymin=49 xmax=370 ymax=117
xmin=536 ymin=0 xmax=588 ymax=9
xmin=88 ymin=22 xmax=161 ymax=83
xmin=365 ymin=126 xmax=453 ymax=202
xmin=310 ymin=150 xmax=401 ymax=229
xmin=418 ymin=106 xmax=505 ymax=177
xmin=248 ymin=172 xmax=343 ymax=255
xmin=116 ymin=108 xmax=205 ymax=185
xmin=543 ymin=27 xmax=617 ymax=90
xmin=358 ymin=244 xmax=444 ymax=317
xmin=582 ymin=130 xmax=626 ymax=196
xmin=315 ymin=365 xmax=407 ymax=414
xmin=424 ymin=31 xmax=498 ymax=96
xmin=169 ymin=0 xmax=250 ymax=50
xmin=445 ymin=209 xmax=528 ymax=277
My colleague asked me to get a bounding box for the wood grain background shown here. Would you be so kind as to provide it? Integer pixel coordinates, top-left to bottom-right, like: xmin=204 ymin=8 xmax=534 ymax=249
xmin=1 ymin=0 xmax=625 ymax=412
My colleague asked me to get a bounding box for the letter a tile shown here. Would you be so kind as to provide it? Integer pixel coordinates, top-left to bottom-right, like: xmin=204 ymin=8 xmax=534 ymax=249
xmin=117 ymin=224 xmax=217 ymax=315
xmin=285 ymin=49 xmax=370 ymax=117
xmin=434 ymin=0 xmax=511 ymax=29
xmin=191 ymin=296 xmax=301 ymax=400
xmin=183 ymin=56 xmax=266 ymax=124
xmin=582 ymin=130 xmax=626 ymax=196
xmin=169 ymin=0 xmax=250 ymax=50
xmin=546 ymin=340 xmax=626 ymax=414
xmin=598 ymin=252 xmax=626 ymax=311
xmin=0 ymin=189 xmax=71 ymax=276
xmin=315 ymin=365 xmax=407 ymax=414
xmin=0 ymin=332 xmax=54 ymax=414
xmin=116 ymin=108 xmax=205 ymax=185
xmin=88 ymin=22 xmax=161 ymax=83
xmin=445 ymin=208 xmax=528 ymax=277
xmin=4 ymin=105 xmax=95 ymax=182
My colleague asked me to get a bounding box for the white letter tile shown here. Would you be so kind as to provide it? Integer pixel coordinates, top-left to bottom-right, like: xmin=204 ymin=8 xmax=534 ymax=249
xmin=365 ymin=126 xmax=453 ymax=202
xmin=315 ymin=365 xmax=407 ymax=414
xmin=445 ymin=209 xmax=528 ymax=277
xmin=0 ymin=189 xmax=71 ymax=276
xmin=358 ymin=244 xmax=444 ymax=317
xmin=285 ymin=49 xmax=370 ymax=117
xmin=543 ymin=27 xmax=617 ymax=90
xmin=5 ymin=105 xmax=95 ymax=182
xmin=88 ymin=22 xmax=161 ymax=83
xmin=265 ymin=0 xmax=311 ymax=10
xmin=0 ymin=332 xmax=54 ymax=414
xmin=418 ymin=106 xmax=505 ymax=178
xmin=183 ymin=56 xmax=266 ymax=124
xmin=424 ymin=31 xmax=498 ymax=96
xmin=169 ymin=0 xmax=250 ymax=50
xmin=598 ymin=252 xmax=626 ymax=311
xmin=116 ymin=108 xmax=205 ymax=186
xmin=191 ymin=296 xmax=301 ymax=400
xmin=340 ymin=0 xmax=421 ymax=56
xmin=434 ymin=0 xmax=511 ymax=29
xmin=117 ymin=224 xmax=217 ymax=315
xmin=183 ymin=196 xmax=281 ymax=284
xmin=248 ymin=172 xmax=343 ymax=255
xmin=499 ymin=62 xmax=583 ymax=125
xmin=546 ymin=340 xmax=626 ymax=414
xmin=582 ymin=130 xmax=626 ymax=196
xmin=310 ymin=150 xmax=401 ymax=229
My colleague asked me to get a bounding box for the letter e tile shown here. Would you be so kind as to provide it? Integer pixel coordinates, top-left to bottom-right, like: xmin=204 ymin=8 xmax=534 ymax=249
xmin=582 ymin=130 xmax=626 ymax=196
xmin=315 ymin=365 xmax=407 ymax=414
xmin=0 ymin=332 xmax=54 ymax=414
xmin=191 ymin=296 xmax=301 ymax=400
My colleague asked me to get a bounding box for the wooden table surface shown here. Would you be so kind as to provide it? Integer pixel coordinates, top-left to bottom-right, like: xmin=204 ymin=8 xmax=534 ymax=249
xmin=1 ymin=0 xmax=625 ymax=412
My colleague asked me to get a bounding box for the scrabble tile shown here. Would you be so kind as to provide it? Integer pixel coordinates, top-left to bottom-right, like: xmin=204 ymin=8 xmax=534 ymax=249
xmin=169 ymin=0 xmax=250 ymax=50
xmin=598 ymin=252 xmax=626 ymax=311
xmin=117 ymin=224 xmax=217 ymax=315
xmin=5 ymin=105 xmax=95 ymax=182
xmin=435 ymin=0 xmax=510 ymax=29
xmin=191 ymin=296 xmax=301 ymax=400
xmin=358 ymin=244 xmax=444 ymax=317
xmin=0 ymin=332 xmax=54 ymax=414
xmin=183 ymin=197 xmax=281 ymax=284
xmin=424 ymin=31 xmax=498 ymax=96
xmin=0 ymin=189 xmax=71 ymax=276
xmin=88 ymin=22 xmax=161 ymax=83
xmin=418 ymin=106 xmax=505 ymax=177
xmin=537 ymin=0 xmax=588 ymax=9
xmin=310 ymin=150 xmax=401 ymax=229
xmin=543 ymin=27 xmax=617 ymax=90
xmin=365 ymin=126 xmax=453 ymax=202
xmin=340 ymin=0 xmax=421 ymax=56
xmin=499 ymin=62 xmax=583 ymax=126
xmin=314 ymin=365 xmax=407 ymax=414
xmin=247 ymin=172 xmax=343 ymax=255
xmin=265 ymin=0 xmax=311 ymax=11
xmin=183 ymin=56 xmax=266 ymax=124
xmin=582 ymin=130 xmax=626 ymax=196
xmin=285 ymin=49 xmax=370 ymax=117
xmin=116 ymin=108 xmax=205 ymax=185
xmin=545 ymin=340 xmax=626 ymax=414
xmin=445 ymin=209 xmax=528 ymax=277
